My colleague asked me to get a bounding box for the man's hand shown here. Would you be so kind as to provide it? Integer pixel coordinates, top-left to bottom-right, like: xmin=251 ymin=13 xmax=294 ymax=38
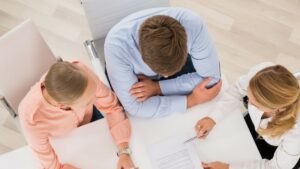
xmin=195 ymin=117 xmax=216 ymax=139
xmin=116 ymin=143 xmax=137 ymax=169
xmin=202 ymin=162 xmax=229 ymax=169
xmin=130 ymin=75 xmax=161 ymax=102
xmin=117 ymin=155 xmax=138 ymax=169
xmin=187 ymin=77 xmax=222 ymax=108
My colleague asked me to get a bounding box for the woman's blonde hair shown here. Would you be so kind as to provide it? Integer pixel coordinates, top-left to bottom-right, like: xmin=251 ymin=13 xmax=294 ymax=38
xmin=44 ymin=62 xmax=88 ymax=105
xmin=249 ymin=65 xmax=300 ymax=138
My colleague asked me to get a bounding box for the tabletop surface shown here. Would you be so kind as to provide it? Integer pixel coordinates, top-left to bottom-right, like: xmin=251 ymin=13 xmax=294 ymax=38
xmin=0 ymin=84 xmax=261 ymax=169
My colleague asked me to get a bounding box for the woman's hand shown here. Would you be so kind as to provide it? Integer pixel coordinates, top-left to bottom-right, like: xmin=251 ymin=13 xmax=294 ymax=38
xmin=202 ymin=162 xmax=229 ymax=169
xmin=195 ymin=117 xmax=216 ymax=139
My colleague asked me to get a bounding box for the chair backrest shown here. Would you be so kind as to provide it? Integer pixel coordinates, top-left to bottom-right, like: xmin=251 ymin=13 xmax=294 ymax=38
xmin=294 ymin=72 xmax=300 ymax=80
xmin=81 ymin=0 xmax=169 ymax=88
xmin=81 ymin=0 xmax=169 ymax=40
xmin=0 ymin=19 xmax=58 ymax=116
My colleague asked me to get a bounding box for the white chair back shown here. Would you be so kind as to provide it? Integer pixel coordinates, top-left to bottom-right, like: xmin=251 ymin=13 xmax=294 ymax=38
xmin=0 ymin=19 xmax=59 ymax=116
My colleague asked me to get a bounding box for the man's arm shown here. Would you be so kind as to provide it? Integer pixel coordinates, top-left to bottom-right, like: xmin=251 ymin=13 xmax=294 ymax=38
xmin=93 ymin=76 xmax=131 ymax=145
xmin=79 ymin=60 xmax=132 ymax=144
xmin=79 ymin=60 xmax=136 ymax=169
xmin=105 ymin=45 xmax=187 ymax=118
xmin=159 ymin=71 xmax=219 ymax=96
xmin=19 ymin=116 xmax=78 ymax=169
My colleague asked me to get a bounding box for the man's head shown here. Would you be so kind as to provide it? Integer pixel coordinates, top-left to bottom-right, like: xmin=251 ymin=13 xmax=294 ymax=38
xmin=139 ymin=15 xmax=188 ymax=77
xmin=44 ymin=62 xmax=96 ymax=108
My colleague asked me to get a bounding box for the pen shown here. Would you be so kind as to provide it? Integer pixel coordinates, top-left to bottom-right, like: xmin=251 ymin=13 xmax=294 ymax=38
xmin=184 ymin=130 xmax=209 ymax=143
xmin=184 ymin=136 xmax=197 ymax=143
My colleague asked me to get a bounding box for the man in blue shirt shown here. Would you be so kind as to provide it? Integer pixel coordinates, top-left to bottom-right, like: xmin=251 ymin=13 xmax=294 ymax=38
xmin=105 ymin=7 xmax=222 ymax=118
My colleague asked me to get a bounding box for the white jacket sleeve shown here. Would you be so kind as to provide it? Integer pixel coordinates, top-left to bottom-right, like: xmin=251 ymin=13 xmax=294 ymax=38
xmin=230 ymin=123 xmax=300 ymax=169
xmin=208 ymin=62 xmax=274 ymax=124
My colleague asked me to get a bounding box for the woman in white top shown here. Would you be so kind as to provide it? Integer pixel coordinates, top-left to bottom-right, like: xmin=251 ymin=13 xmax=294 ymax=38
xmin=195 ymin=62 xmax=300 ymax=169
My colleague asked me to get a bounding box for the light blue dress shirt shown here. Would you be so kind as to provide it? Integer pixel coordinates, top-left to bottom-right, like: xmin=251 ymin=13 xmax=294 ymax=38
xmin=104 ymin=7 xmax=220 ymax=118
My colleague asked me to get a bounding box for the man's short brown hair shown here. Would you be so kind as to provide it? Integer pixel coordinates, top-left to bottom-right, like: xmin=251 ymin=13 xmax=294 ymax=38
xmin=139 ymin=15 xmax=188 ymax=76
xmin=44 ymin=62 xmax=88 ymax=104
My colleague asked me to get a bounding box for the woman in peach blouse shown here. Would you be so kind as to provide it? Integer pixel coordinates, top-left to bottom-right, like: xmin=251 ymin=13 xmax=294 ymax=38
xmin=18 ymin=61 xmax=137 ymax=169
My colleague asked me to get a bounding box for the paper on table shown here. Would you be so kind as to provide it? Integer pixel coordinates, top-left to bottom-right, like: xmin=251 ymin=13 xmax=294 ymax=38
xmin=148 ymin=133 xmax=203 ymax=169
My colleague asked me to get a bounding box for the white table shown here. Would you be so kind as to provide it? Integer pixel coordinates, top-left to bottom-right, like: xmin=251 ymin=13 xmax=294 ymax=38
xmin=0 ymin=87 xmax=261 ymax=169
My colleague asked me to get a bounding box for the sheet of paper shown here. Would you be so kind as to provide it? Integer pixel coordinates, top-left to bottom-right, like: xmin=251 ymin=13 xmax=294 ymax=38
xmin=148 ymin=133 xmax=203 ymax=169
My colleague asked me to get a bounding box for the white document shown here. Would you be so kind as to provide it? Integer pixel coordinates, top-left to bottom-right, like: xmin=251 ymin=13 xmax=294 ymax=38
xmin=148 ymin=133 xmax=203 ymax=169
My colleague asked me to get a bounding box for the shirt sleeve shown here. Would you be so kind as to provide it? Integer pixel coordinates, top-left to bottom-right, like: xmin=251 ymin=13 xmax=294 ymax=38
xmin=94 ymin=80 xmax=131 ymax=145
xmin=230 ymin=124 xmax=300 ymax=169
xmin=159 ymin=10 xmax=220 ymax=95
xmin=105 ymin=45 xmax=187 ymax=118
xmin=19 ymin=115 xmax=78 ymax=169
xmin=82 ymin=62 xmax=132 ymax=146
xmin=208 ymin=62 xmax=274 ymax=124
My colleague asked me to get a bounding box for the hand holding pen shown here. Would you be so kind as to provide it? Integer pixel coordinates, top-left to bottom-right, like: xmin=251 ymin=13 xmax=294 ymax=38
xmin=184 ymin=117 xmax=216 ymax=143
xmin=195 ymin=117 xmax=216 ymax=139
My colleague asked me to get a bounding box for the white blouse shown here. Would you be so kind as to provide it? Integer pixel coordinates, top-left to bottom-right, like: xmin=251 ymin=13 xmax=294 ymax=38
xmin=208 ymin=62 xmax=300 ymax=169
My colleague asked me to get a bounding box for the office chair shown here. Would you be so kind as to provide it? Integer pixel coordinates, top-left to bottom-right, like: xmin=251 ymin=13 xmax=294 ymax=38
xmin=0 ymin=19 xmax=62 ymax=117
xmin=80 ymin=0 xmax=170 ymax=87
